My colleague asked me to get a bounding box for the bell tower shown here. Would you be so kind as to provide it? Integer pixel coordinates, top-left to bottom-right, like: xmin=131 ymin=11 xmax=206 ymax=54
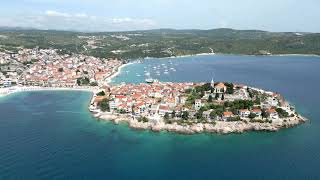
xmin=211 ymin=77 xmax=215 ymax=88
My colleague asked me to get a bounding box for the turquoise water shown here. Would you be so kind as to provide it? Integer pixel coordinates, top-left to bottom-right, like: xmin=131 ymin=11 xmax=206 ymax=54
xmin=1 ymin=55 xmax=320 ymax=179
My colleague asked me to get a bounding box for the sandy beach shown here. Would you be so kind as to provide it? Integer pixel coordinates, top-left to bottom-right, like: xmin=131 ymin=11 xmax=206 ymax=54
xmin=105 ymin=62 xmax=135 ymax=84
xmin=0 ymin=63 xmax=131 ymax=98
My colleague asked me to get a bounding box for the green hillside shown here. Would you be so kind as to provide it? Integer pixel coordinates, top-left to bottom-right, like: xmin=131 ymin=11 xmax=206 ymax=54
xmin=0 ymin=28 xmax=319 ymax=59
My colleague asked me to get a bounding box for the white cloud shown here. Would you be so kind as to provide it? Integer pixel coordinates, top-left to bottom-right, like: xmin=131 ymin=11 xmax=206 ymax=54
xmin=111 ymin=17 xmax=156 ymax=26
xmin=112 ymin=17 xmax=133 ymax=23
xmin=75 ymin=13 xmax=88 ymax=18
xmin=45 ymin=10 xmax=70 ymax=17
xmin=0 ymin=10 xmax=158 ymax=32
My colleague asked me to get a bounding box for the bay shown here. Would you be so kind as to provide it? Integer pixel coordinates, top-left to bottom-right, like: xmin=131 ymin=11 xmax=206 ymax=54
xmin=0 ymin=55 xmax=320 ymax=179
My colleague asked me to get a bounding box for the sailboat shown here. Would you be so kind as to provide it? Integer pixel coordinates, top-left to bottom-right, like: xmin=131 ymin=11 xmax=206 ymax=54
xmin=145 ymin=71 xmax=157 ymax=83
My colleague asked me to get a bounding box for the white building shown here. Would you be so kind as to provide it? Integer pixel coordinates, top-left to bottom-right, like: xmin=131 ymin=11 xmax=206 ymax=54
xmin=239 ymin=109 xmax=250 ymax=118
xmin=109 ymin=100 xmax=120 ymax=110
xmin=179 ymin=96 xmax=187 ymax=104
xmin=251 ymin=109 xmax=262 ymax=118
xmin=267 ymin=97 xmax=279 ymax=107
xmin=267 ymin=109 xmax=279 ymax=119
xmin=194 ymin=99 xmax=202 ymax=111
xmin=158 ymin=105 xmax=171 ymax=116
xmin=202 ymin=110 xmax=212 ymax=120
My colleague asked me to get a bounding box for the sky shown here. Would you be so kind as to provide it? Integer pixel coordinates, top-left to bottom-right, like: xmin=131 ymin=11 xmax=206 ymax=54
xmin=0 ymin=0 xmax=319 ymax=32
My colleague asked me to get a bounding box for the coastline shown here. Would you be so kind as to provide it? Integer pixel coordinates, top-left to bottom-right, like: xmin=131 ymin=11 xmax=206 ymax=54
xmin=0 ymin=54 xmax=311 ymax=135
xmin=143 ymin=52 xmax=320 ymax=60
xmin=89 ymin=57 xmax=309 ymax=135
xmin=97 ymin=113 xmax=307 ymax=135
xmin=104 ymin=52 xmax=320 ymax=85
xmin=0 ymin=63 xmax=127 ymax=98
xmin=145 ymin=52 xmax=216 ymax=60
xmin=0 ymin=86 xmax=99 ymax=97
xmin=271 ymin=53 xmax=320 ymax=57
xmin=105 ymin=62 xmax=134 ymax=84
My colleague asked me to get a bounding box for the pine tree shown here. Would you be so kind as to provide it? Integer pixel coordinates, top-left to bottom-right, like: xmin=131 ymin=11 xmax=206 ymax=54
xmin=215 ymin=93 xmax=219 ymax=100
xmin=171 ymin=110 xmax=176 ymax=119
xmin=164 ymin=112 xmax=170 ymax=121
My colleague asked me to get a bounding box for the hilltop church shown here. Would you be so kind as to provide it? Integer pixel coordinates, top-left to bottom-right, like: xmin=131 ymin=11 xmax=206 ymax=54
xmin=211 ymin=78 xmax=226 ymax=94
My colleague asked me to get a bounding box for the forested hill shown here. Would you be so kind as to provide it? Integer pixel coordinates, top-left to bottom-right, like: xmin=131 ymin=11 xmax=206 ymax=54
xmin=0 ymin=28 xmax=319 ymax=59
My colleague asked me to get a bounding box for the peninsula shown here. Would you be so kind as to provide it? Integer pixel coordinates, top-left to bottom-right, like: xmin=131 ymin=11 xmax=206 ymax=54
xmin=90 ymin=81 xmax=306 ymax=134
xmin=0 ymin=47 xmax=307 ymax=134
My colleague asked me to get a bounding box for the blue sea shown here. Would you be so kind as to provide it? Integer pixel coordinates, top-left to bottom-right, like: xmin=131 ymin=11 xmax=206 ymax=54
xmin=1 ymin=55 xmax=320 ymax=179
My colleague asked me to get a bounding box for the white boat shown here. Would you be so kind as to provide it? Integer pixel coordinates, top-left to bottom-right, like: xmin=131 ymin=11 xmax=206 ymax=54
xmin=145 ymin=71 xmax=157 ymax=83
xmin=145 ymin=78 xmax=154 ymax=83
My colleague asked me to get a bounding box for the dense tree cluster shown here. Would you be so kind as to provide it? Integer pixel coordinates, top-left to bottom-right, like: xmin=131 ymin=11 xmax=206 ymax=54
xmin=138 ymin=116 xmax=149 ymax=123
xmin=76 ymin=77 xmax=98 ymax=86
xmin=276 ymin=108 xmax=289 ymax=118
xmin=223 ymin=100 xmax=254 ymax=114
xmin=96 ymin=91 xmax=105 ymax=96
xmin=76 ymin=77 xmax=90 ymax=86
xmin=98 ymin=98 xmax=110 ymax=112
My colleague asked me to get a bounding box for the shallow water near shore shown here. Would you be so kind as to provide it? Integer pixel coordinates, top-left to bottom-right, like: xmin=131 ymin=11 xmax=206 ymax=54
xmin=1 ymin=55 xmax=320 ymax=179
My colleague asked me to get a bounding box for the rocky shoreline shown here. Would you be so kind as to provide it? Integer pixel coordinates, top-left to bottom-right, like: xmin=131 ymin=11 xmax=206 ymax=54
xmin=97 ymin=113 xmax=307 ymax=134
xmin=88 ymin=59 xmax=308 ymax=135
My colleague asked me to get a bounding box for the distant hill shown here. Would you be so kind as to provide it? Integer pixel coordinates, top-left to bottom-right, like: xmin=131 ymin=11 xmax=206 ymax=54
xmin=0 ymin=26 xmax=39 ymax=31
xmin=0 ymin=28 xmax=319 ymax=59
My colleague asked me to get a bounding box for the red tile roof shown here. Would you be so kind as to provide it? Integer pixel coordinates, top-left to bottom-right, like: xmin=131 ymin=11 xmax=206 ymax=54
xmin=267 ymin=109 xmax=277 ymax=113
xmin=223 ymin=111 xmax=233 ymax=116
xmin=239 ymin=109 xmax=250 ymax=113
xmin=251 ymin=108 xmax=262 ymax=113
xmin=136 ymin=102 xmax=145 ymax=107
xmin=215 ymin=82 xmax=226 ymax=88
xmin=159 ymin=105 xmax=169 ymax=111
xmin=116 ymin=95 xmax=126 ymax=99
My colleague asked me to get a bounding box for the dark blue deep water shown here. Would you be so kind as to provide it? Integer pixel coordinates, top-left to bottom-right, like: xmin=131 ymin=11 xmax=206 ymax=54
xmin=1 ymin=55 xmax=320 ymax=179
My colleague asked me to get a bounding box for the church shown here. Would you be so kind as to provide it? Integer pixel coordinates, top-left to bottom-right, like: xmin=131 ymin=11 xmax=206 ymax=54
xmin=211 ymin=78 xmax=226 ymax=94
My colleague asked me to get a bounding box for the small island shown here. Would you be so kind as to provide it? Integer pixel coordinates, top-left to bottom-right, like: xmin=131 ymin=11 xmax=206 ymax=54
xmin=90 ymin=80 xmax=307 ymax=134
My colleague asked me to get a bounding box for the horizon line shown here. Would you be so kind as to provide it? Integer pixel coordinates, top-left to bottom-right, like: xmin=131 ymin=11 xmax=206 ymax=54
xmin=0 ymin=26 xmax=318 ymax=34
